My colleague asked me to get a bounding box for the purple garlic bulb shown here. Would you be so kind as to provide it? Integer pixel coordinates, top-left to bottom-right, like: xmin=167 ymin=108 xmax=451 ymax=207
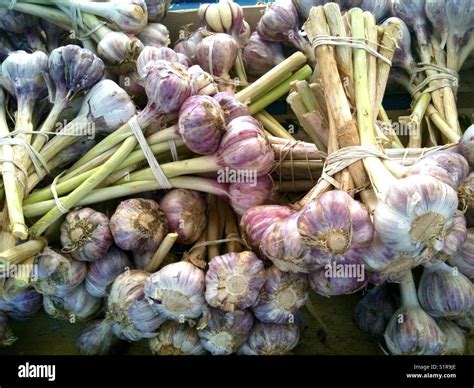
xmin=0 ymin=311 xmax=16 ymax=347
xmin=149 ymin=321 xmax=206 ymax=355
xmin=144 ymin=262 xmax=206 ymax=321
xmin=0 ymin=278 xmax=42 ymax=320
xmin=205 ymin=251 xmax=265 ymax=311
xmin=188 ymin=65 xmax=219 ymax=96
xmin=33 ymin=247 xmax=87 ymax=296
xmin=76 ymin=320 xmax=122 ymax=355
xmin=145 ymin=0 xmax=171 ymax=22
xmin=178 ymin=95 xmax=226 ymax=155
xmin=383 ymin=17 xmax=416 ymax=72
xmin=48 ymin=45 xmax=105 ymax=100
xmin=177 ymin=53 xmax=192 ymax=68
xmin=227 ymin=174 xmax=275 ymax=216
xmin=458 ymin=172 xmax=474 ymax=213
xmin=174 ymin=28 xmax=206 ymax=64
xmin=43 ymin=284 xmax=101 ymax=321
xmin=353 ymin=284 xmax=399 ymax=339
xmin=260 ymin=213 xmax=319 ymax=273
xmin=243 ymin=32 xmax=286 ymax=77
xmin=196 ymin=34 xmax=239 ymax=92
xmin=360 ymin=0 xmax=390 ymax=20
xmin=418 ymin=262 xmax=474 ymax=319
xmin=159 ymin=189 xmax=207 ymax=244
xmin=98 ymin=0 xmax=148 ymax=34
xmin=437 ymin=319 xmax=467 ymax=355
xmin=241 ymin=205 xmax=295 ymax=250
xmin=253 ymin=266 xmax=309 ymax=324
xmin=460 ymin=125 xmax=474 ymax=167
xmin=213 ymin=92 xmax=250 ymax=124
xmin=238 ymin=322 xmax=300 ymax=355
xmin=110 ymin=198 xmax=169 ymax=254
xmin=86 ymin=246 xmax=132 ymax=298
xmin=297 ymin=190 xmax=374 ymax=266
xmin=60 ymin=208 xmax=113 ymax=262
xmin=97 ymin=32 xmax=144 ymax=75
xmin=137 ymin=23 xmax=170 ymax=48
xmin=256 ymin=0 xmax=312 ymax=60
xmin=419 ymin=151 xmax=469 ymax=189
xmin=197 ymin=308 xmax=254 ymax=355
xmin=308 ymin=259 xmax=368 ymax=297
xmin=217 ymin=115 xmax=274 ymax=177
xmin=448 ymin=228 xmax=474 ymax=279
xmin=108 ymin=270 xmax=165 ymax=341
xmin=373 ymin=175 xmax=464 ymax=256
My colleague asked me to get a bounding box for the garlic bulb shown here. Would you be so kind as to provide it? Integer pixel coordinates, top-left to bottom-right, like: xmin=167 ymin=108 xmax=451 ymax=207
xmin=86 ymin=246 xmax=132 ymax=298
xmin=119 ymin=71 xmax=146 ymax=106
xmin=0 ymin=278 xmax=42 ymax=320
xmin=437 ymin=319 xmax=467 ymax=355
xmin=458 ymin=172 xmax=474 ymax=212
xmin=228 ymin=174 xmax=275 ymax=216
xmin=448 ymin=228 xmax=474 ymax=279
xmin=243 ymin=32 xmax=286 ymax=77
xmin=60 ymin=208 xmax=113 ymax=262
xmin=260 ymin=213 xmax=319 ymax=273
xmin=373 ymin=175 xmax=464 ymax=256
xmin=137 ymin=23 xmax=170 ymax=48
xmin=198 ymin=308 xmax=253 ymax=355
xmin=159 ymin=189 xmax=207 ymax=244
xmin=33 ymin=247 xmax=87 ymax=296
xmin=97 ymin=32 xmax=144 ymax=75
xmin=188 ymin=65 xmax=219 ymax=96
xmin=0 ymin=311 xmax=16 ymax=347
xmin=213 ymin=92 xmax=250 ymax=124
xmin=455 ymin=308 xmax=474 ymax=333
xmin=174 ymin=28 xmax=205 ymax=64
xmin=459 ymin=124 xmax=474 ymax=167
xmin=76 ymin=320 xmax=122 ymax=355
xmin=144 ymin=262 xmax=206 ymax=321
xmin=241 ymin=205 xmax=294 ymax=251
xmin=43 ymin=284 xmax=101 ymax=321
xmin=353 ymin=284 xmax=399 ymax=339
xmin=178 ymin=95 xmax=226 ymax=155
xmin=418 ymin=262 xmax=474 ymax=319
xmin=253 ymin=266 xmax=308 ymax=324
xmin=145 ymin=0 xmax=171 ymax=22
xmin=297 ymin=190 xmax=374 ymax=266
xmin=308 ymin=260 xmax=368 ymax=297
xmin=198 ymin=0 xmax=244 ymax=38
xmin=205 ymin=251 xmax=265 ymax=312
xmin=110 ymin=198 xmax=169 ymax=254
xmin=420 ymin=151 xmax=470 ymax=189
xmin=108 ymin=270 xmax=165 ymax=341
xmin=149 ymin=321 xmax=206 ymax=355
xmin=238 ymin=322 xmax=300 ymax=355
xmin=384 ymin=272 xmax=447 ymax=355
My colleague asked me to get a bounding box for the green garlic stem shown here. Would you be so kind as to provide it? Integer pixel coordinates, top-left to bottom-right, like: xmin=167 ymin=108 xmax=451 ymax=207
xmin=399 ymin=270 xmax=420 ymax=308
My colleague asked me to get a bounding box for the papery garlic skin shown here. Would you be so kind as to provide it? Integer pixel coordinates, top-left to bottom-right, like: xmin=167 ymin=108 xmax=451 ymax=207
xmin=145 ymin=0 xmax=171 ymax=22
xmin=188 ymin=65 xmax=219 ymax=96
xmin=104 ymin=0 xmax=148 ymax=34
xmin=240 ymin=205 xmax=295 ymax=251
xmin=144 ymin=262 xmax=206 ymax=321
xmin=420 ymin=151 xmax=470 ymax=189
xmin=458 ymin=172 xmax=474 ymax=212
xmin=297 ymin=190 xmax=374 ymax=266
xmin=60 ymin=208 xmax=113 ymax=262
xmin=174 ymin=28 xmax=205 ymax=64
xmin=149 ymin=320 xmax=206 ymax=355
xmin=137 ymin=23 xmax=170 ymax=48
xmin=43 ymin=284 xmax=101 ymax=321
xmin=253 ymin=266 xmax=308 ymax=324
xmin=33 ymin=247 xmax=87 ymax=296
xmin=76 ymin=319 xmax=122 ymax=355
xmin=108 ymin=270 xmax=165 ymax=341
xmin=159 ymin=189 xmax=207 ymax=244
xmin=418 ymin=262 xmax=474 ymax=319
xmin=260 ymin=213 xmax=319 ymax=273
xmin=86 ymin=246 xmax=132 ymax=298
xmin=205 ymin=251 xmax=265 ymax=312
xmin=353 ymin=284 xmax=399 ymax=339
xmin=213 ymin=92 xmax=250 ymax=124
xmin=384 ymin=306 xmax=447 ymax=355
xmin=97 ymin=32 xmax=144 ymax=75
xmin=228 ymin=175 xmax=275 ymax=216
xmin=198 ymin=0 xmax=244 ymax=38
xmin=308 ymin=260 xmax=368 ymax=297
xmin=178 ymin=95 xmax=226 ymax=155
xmin=448 ymin=228 xmax=474 ymax=279
xmin=437 ymin=319 xmax=467 ymax=355
xmin=0 ymin=279 xmax=42 ymax=320
xmin=110 ymin=198 xmax=169 ymax=254
xmin=237 ymin=322 xmax=300 ymax=355
xmin=243 ymin=32 xmax=286 ymax=77
xmin=0 ymin=311 xmax=16 ymax=347
xmin=459 ymin=125 xmax=474 ymax=167
xmin=198 ymin=308 xmax=253 ymax=355
xmin=373 ymin=176 xmax=462 ymax=255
